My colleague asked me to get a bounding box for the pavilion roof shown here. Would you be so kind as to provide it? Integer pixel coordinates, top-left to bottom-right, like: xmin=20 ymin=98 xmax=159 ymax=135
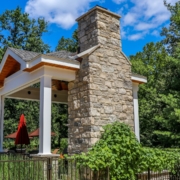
xmin=8 ymin=47 xmax=41 ymax=62
xmin=8 ymin=47 xmax=77 ymax=62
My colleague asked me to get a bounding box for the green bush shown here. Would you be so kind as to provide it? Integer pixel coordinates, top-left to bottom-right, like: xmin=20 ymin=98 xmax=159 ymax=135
xmin=60 ymin=138 xmax=68 ymax=153
xmin=73 ymin=121 xmax=180 ymax=180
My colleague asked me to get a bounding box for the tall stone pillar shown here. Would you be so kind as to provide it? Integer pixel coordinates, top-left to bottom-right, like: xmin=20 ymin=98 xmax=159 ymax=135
xmin=39 ymin=75 xmax=52 ymax=155
xmin=68 ymin=6 xmax=134 ymax=154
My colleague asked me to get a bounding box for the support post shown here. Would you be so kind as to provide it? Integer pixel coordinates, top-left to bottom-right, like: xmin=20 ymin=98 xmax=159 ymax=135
xmin=132 ymin=83 xmax=140 ymax=142
xmin=0 ymin=96 xmax=4 ymax=152
xmin=39 ymin=76 xmax=52 ymax=155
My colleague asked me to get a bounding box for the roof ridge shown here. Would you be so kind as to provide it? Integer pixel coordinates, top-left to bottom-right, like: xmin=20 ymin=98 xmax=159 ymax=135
xmin=8 ymin=47 xmax=41 ymax=62
xmin=8 ymin=47 xmax=41 ymax=54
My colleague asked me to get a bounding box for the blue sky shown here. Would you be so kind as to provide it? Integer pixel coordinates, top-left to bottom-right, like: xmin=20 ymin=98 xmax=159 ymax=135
xmin=0 ymin=0 xmax=178 ymax=56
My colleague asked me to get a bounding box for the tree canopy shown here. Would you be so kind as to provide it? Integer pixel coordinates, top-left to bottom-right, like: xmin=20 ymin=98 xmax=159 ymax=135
xmin=56 ymin=30 xmax=78 ymax=52
xmin=130 ymin=1 xmax=180 ymax=147
xmin=0 ymin=7 xmax=50 ymax=60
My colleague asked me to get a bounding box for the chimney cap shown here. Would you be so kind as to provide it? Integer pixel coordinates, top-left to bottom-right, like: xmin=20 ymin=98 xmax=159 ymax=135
xmin=76 ymin=5 xmax=121 ymax=22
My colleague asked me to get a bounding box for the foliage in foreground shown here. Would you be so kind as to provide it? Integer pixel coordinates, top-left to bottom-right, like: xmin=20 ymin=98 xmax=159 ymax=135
xmin=73 ymin=122 xmax=180 ymax=180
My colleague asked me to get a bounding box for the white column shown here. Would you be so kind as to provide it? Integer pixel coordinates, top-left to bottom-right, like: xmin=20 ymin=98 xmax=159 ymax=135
xmin=132 ymin=83 xmax=140 ymax=142
xmin=39 ymin=75 xmax=52 ymax=155
xmin=0 ymin=96 xmax=4 ymax=151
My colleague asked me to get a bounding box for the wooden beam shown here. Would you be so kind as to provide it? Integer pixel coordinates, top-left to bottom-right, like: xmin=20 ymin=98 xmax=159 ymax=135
xmin=7 ymin=87 xmax=68 ymax=104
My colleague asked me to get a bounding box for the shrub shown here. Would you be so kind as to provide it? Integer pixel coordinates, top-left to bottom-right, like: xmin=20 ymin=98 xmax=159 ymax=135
xmin=74 ymin=121 xmax=180 ymax=180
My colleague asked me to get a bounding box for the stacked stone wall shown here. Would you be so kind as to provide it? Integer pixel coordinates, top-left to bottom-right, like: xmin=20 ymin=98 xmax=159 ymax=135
xmin=68 ymin=7 xmax=133 ymax=154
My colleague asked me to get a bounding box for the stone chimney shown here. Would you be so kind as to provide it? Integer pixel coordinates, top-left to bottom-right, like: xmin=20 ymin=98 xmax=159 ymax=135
xmin=76 ymin=6 xmax=122 ymax=52
xmin=68 ymin=6 xmax=133 ymax=154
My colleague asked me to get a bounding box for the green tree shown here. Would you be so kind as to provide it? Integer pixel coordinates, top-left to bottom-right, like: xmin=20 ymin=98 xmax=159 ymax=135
xmin=161 ymin=1 xmax=180 ymax=54
xmin=0 ymin=7 xmax=50 ymax=60
xmin=131 ymin=41 xmax=180 ymax=147
xmin=56 ymin=30 xmax=78 ymax=52
xmin=130 ymin=1 xmax=180 ymax=148
xmin=130 ymin=42 xmax=167 ymax=147
xmin=0 ymin=7 xmax=68 ymax=150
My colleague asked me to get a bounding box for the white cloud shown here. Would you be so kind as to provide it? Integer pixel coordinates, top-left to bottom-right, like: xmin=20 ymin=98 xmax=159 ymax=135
xmin=25 ymin=0 xmax=98 ymax=29
xmin=128 ymin=30 xmax=148 ymax=40
xmin=118 ymin=0 xmax=178 ymax=40
xmin=112 ymin=0 xmax=126 ymax=4
xmin=135 ymin=23 xmax=157 ymax=31
xmin=151 ymin=30 xmax=159 ymax=37
xmin=128 ymin=33 xmax=144 ymax=41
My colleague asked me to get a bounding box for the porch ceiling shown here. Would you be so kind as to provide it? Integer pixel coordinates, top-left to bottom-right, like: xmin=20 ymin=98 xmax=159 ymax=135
xmin=7 ymin=87 xmax=68 ymax=103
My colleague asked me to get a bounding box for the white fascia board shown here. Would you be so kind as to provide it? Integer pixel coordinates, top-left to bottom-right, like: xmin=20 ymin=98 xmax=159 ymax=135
xmin=0 ymin=48 xmax=27 ymax=73
xmin=43 ymin=66 xmax=76 ymax=82
xmin=27 ymin=55 xmax=80 ymax=70
xmin=0 ymin=66 xmax=76 ymax=96
xmin=0 ymin=67 xmax=45 ymax=96
xmin=131 ymin=75 xmax=147 ymax=84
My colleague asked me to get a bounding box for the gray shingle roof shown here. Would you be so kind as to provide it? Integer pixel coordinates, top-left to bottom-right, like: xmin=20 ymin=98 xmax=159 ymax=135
xmin=8 ymin=47 xmax=41 ymax=62
xmin=8 ymin=47 xmax=77 ymax=62
xmin=46 ymin=51 xmax=77 ymax=60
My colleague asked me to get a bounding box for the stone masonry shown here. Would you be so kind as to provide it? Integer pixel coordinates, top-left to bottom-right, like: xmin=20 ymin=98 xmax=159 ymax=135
xmin=68 ymin=6 xmax=134 ymax=154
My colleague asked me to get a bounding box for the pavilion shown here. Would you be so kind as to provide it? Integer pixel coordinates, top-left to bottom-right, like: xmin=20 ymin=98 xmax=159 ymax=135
xmin=0 ymin=6 xmax=147 ymax=155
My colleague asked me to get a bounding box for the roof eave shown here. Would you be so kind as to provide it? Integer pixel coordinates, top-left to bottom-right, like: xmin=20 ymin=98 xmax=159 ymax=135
xmin=23 ymin=54 xmax=80 ymax=72
xmin=0 ymin=48 xmax=27 ymax=73
xmin=131 ymin=74 xmax=147 ymax=84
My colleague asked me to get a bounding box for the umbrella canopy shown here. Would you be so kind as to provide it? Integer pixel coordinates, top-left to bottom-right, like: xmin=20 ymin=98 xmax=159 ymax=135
xmin=15 ymin=114 xmax=30 ymax=145
xmin=29 ymin=128 xmax=55 ymax=137
xmin=5 ymin=131 xmax=33 ymax=139
xmin=5 ymin=131 xmax=17 ymax=139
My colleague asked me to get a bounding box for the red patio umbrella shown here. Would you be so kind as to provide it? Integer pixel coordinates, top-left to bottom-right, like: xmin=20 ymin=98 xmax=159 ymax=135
xmin=5 ymin=131 xmax=32 ymax=139
xmin=15 ymin=114 xmax=30 ymax=145
xmin=29 ymin=128 xmax=55 ymax=137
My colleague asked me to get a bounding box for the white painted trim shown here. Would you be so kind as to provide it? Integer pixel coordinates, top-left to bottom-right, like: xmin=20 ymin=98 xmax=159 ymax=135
xmin=0 ymin=96 xmax=4 ymax=151
xmin=0 ymin=48 xmax=27 ymax=73
xmin=39 ymin=76 xmax=52 ymax=155
xmin=133 ymin=83 xmax=140 ymax=142
xmin=27 ymin=55 xmax=80 ymax=70
xmin=131 ymin=75 xmax=147 ymax=84
xmin=0 ymin=48 xmax=80 ymax=76
xmin=0 ymin=66 xmax=76 ymax=96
